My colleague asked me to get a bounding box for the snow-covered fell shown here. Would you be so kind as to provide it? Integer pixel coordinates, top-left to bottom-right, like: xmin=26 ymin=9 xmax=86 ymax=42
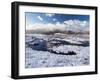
xmin=25 ymin=33 xmax=89 ymax=68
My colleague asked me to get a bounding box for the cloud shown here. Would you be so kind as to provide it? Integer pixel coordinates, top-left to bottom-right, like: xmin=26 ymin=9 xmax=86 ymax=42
xmin=56 ymin=22 xmax=60 ymax=25
xmin=64 ymin=20 xmax=89 ymax=32
xmin=26 ymin=20 xmax=89 ymax=34
xmin=45 ymin=13 xmax=55 ymax=17
xmin=37 ymin=16 xmax=43 ymax=21
xmin=64 ymin=20 xmax=89 ymax=27
xmin=26 ymin=23 xmax=66 ymax=34
xmin=53 ymin=18 xmax=56 ymax=21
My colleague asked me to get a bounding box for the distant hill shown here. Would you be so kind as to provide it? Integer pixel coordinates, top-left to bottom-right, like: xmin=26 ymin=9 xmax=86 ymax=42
xmin=26 ymin=29 xmax=89 ymax=35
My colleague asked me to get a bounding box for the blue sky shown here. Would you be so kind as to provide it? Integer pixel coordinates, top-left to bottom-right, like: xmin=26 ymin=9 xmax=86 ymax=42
xmin=25 ymin=12 xmax=90 ymax=33
xmin=25 ymin=12 xmax=89 ymax=26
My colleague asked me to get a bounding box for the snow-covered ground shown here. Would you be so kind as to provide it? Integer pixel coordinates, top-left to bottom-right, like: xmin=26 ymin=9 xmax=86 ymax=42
xmin=25 ymin=33 xmax=89 ymax=68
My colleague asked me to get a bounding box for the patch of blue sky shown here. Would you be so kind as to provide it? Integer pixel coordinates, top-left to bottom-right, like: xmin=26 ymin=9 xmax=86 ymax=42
xmin=25 ymin=12 xmax=89 ymax=25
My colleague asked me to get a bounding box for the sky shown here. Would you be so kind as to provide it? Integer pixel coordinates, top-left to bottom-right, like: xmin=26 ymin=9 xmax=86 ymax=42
xmin=25 ymin=12 xmax=89 ymax=33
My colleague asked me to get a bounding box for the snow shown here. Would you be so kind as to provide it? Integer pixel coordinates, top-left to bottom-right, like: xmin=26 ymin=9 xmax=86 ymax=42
xmin=25 ymin=33 xmax=89 ymax=68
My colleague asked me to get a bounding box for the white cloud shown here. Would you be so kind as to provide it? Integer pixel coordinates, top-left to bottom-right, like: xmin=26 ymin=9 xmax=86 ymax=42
xmin=26 ymin=20 xmax=89 ymax=33
xmin=64 ymin=20 xmax=89 ymax=27
xmin=37 ymin=16 xmax=43 ymax=21
xmin=53 ymin=18 xmax=56 ymax=21
xmin=56 ymin=22 xmax=60 ymax=25
xmin=45 ymin=13 xmax=55 ymax=17
xmin=64 ymin=20 xmax=89 ymax=32
xmin=26 ymin=23 xmax=66 ymax=33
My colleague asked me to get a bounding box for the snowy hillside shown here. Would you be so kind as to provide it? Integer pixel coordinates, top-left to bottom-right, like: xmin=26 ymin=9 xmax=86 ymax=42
xmin=25 ymin=33 xmax=89 ymax=68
